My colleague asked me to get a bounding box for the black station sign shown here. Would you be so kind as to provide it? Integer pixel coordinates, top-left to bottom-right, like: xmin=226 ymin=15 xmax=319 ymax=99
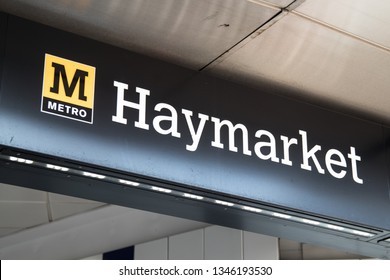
xmin=1 ymin=14 xmax=390 ymax=233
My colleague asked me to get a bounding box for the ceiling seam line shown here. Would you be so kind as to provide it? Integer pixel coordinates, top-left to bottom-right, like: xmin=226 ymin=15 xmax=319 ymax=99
xmin=247 ymin=0 xmax=306 ymax=11
xmin=246 ymin=0 xmax=281 ymax=11
xmin=285 ymin=0 xmax=307 ymax=11
xmin=198 ymin=9 xmax=284 ymax=72
xmin=291 ymin=10 xmax=390 ymax=54
xmin=199 ymin=0 xmax=308 ymax=72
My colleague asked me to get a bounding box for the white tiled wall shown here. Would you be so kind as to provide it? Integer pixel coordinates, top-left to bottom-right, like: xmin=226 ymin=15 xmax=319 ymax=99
xmin=204 ymin=226 xmax=243 ymax=260
xmin=169 ymin=229 xmax=204 ymax=260
xmin=243 ymin=231 xmax=279 ymax=260
xmin=134 ymin=226 xmax=279 ymax=260
xmin=135 ymin=238 xmax=169 ymax=260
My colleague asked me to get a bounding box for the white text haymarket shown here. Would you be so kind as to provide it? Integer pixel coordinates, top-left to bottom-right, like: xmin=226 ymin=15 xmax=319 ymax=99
xmin=111 ymin=81 xmax=363 ymax=184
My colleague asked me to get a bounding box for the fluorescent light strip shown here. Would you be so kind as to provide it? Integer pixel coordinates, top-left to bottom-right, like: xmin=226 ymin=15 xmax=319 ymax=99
xmin=46 ymin=164 xmax=69 ymax=172
xmin=327 ymin=224 xmax=344 ymax=231
xmin=9 ymin=156 xmax=34 ymax=164
xmin=239 ymin=205 xmax=374 ymax=238
xmin=82 ymin=171 xmax=106 ymax=179
xmin=151 ymin=186 xmax=172 ymax=193
xmin=352 ymin=230 xmax=374 ymax=238
xmin=215 ymin=200 xmax=234 ymax=207
xmin=302 ymin=219 xmax=320 ymax=226
xmin=118 ymin=179 xmax=140 ymax=186
xmin=183 ymin=193 xmax=203 ymax=200
xmin=1 ymin=153 xmax=377 ymax=239
xmin=289 ymin=216 xmax=373 ymax=238
xmin=273 ymin=212 xmax=292 ymax=219
xmin=242 ymin=206 xmax=263 ymax=213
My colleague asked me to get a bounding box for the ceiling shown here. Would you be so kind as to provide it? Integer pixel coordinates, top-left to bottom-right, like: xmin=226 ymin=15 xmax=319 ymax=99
xmin=0 ymin=0 xmax=389 ymax=259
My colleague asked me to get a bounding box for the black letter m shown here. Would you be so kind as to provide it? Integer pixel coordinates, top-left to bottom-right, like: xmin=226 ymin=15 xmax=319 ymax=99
xmin=50 ymin=62 xmax=89 ymax=101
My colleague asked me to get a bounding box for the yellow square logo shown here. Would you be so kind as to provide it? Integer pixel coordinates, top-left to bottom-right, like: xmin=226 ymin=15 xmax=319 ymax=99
xmin=41 ymin=54 xmax=96 ymax=123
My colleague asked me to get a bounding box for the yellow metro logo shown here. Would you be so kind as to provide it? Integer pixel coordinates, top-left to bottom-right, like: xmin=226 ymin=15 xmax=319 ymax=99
xmin=41 ymin=54 xmax=96 ymax=123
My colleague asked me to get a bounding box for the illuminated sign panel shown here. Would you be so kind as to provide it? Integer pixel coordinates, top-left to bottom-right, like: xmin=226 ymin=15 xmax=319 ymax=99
xmin=0 ymin=14 xmax=389 ymax=238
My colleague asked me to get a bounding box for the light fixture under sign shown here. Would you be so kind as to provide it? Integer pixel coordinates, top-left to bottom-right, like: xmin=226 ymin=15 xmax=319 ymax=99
xmin=9 ymin=156 xmax=34 ymax=164
xmin=0 ymin=153 xmax=378 ymax=240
